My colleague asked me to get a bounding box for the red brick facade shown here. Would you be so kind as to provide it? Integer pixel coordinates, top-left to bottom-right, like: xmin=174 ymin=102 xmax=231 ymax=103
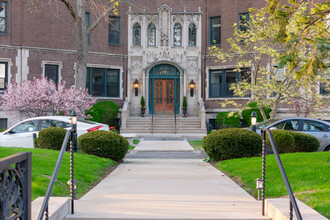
xmin=0 ymin=0 xmax=328 ymax=128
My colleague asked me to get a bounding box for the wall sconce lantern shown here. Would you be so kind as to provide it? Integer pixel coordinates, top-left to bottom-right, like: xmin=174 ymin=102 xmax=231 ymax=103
xmin=255 ymin=178 xmax=263 ymax=200
xmin=189 ymin=79 xmax=196 ymax=97
xmin=133 ymin=79 xmax=139 ymax=96
xmin=251 ymin=111 xmax=257 ymax=132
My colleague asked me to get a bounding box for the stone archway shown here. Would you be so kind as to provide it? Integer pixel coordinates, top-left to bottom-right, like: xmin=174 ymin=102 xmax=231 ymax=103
xmin=148 ymin=64 xmax=180 ymax=115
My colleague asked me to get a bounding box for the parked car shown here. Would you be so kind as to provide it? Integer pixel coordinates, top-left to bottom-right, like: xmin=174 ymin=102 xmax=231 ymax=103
xmin=0 ymin=116 xmax=109 ymax=148
xmin=255 ymin=118 xmax=330 ymax=151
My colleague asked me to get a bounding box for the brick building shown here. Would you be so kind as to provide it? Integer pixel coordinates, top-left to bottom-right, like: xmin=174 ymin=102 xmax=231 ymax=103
xmin=0 ymin=0 xmax=328 ymax=133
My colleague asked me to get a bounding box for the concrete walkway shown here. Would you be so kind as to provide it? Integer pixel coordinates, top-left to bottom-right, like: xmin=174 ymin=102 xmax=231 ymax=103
xmin=65 ymin=141 xmax=268 ymax=220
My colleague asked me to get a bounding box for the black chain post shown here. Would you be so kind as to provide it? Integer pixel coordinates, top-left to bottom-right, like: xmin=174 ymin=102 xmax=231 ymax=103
xmin=290 ymin=200 xmax=293 ymax=220
xmin=70 ymin=132 xmax=75 ymax=215
xmin=45 ymin=205 xmax=49 ymax=220
xmin=70 ymin=111 xmax=77 ymax=215
xmin=262 ymin=130 xmax=266 ymax=216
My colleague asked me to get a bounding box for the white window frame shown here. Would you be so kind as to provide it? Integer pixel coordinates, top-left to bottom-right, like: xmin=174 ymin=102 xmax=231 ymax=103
xmin=41 ymin=60 xmax=63 ymax=83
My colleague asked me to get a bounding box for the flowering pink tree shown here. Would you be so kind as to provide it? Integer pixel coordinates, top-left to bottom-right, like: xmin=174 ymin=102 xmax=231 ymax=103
xmin=0 ymin=76 xmax=96 ymax=118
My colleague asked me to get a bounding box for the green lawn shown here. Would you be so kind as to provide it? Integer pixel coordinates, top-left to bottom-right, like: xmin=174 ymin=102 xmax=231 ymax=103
xmin=215 ymin=152 xmax=330 ymax=218
xmin=188 ymin=140 xmax=203 ymax=150
xmin=133 ymin=139 xmax=140 ymax=145
xmin=0 ymin=147 xmax=116 ymax=200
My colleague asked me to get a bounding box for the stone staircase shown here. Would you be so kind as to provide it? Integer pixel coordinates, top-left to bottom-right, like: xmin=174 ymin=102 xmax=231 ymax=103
xmin=120 ymin=115 xmax=207 ymax=138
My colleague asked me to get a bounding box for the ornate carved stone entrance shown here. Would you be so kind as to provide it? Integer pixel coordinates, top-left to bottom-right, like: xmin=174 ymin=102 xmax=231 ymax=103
xmin=149 ymin=64 xmax=180 ymax=115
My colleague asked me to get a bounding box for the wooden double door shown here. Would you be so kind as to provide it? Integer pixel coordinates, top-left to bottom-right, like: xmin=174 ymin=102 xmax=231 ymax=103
xmin=154 ymin=79 xmax=174 ymax=114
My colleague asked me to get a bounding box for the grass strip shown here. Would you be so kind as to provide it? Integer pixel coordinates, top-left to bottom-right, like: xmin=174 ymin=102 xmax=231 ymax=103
xmin=188 ymin=140 xmax=203 ymax=151
xmin=215 ymin=152 xmax=330 ymax=218
xmin=0 ymin=147 xmax=116 ymax=200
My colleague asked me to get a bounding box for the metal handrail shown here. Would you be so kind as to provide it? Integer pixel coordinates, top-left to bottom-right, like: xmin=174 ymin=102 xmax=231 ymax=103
xmin=151 ymin=110 xmax=154 ymax=134
xmin=174 ymin=108 xmax=177 ymax=134
xmin=261 ymin=129 xmax=302 ymax=220
xmin=0 ymin=152 xmax=32 ymax=220
xmin=38 ymin=130 xmax=71 ymax=220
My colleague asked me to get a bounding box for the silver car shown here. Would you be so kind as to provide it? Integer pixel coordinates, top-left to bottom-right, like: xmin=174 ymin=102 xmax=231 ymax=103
xmin=256 ymin=118 xmax=330 ymax=151
xmin=0 ymin=116 xmax=109 ymax=148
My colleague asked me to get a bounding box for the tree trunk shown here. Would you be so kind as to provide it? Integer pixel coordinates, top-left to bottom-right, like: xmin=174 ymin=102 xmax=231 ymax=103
xmin=270 ymin=93 xmax=281 ymax=119
xmin=258 ymin=107 xmax=267 ymax=121
xmin=75 ymin=0 xmax=88 ymax=89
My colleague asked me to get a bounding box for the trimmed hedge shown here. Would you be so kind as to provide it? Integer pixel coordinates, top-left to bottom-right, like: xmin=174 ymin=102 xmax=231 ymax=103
xmin=203 ymin=128 xmax=262 ymax=161
xmin=291 ymin=131 xmax=320 ymax=152
xmin=34 ymin=127 xmax=67 ymax=150
xmin=78 ymin=130 xmax=128 ymax=161
xmin=86 ymin=101 xmax=119 ymax=126
xmin=266 ymin=130 xmax=320 ymax=153
xmin=266 ymin=130 xmax=295 ymax=153
xmin=216 ymin=112 xmax=241 ymax=128
xmin=242 ymin=102 xmax=271 ymax=126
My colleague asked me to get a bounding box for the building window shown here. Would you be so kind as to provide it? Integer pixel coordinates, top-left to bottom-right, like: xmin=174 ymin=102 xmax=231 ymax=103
xmin=109 ymin=16 xmax=120 ymax=45
xmin=85 ymin=12 xmax=91 ymax=43
xmin=45 ymin=64 xmax=59 ymax=84
xmin=188 ymin=23 xmax=197 ymax=47
xmin=87 ymin=67 xmax=120 ymax=97
xmin=0 ymin=1 xmax=8 ymax=34
xmin=209 ymin=16 xmax=221 ymax=45
xmin=0 ymin=118 xmax=7 ymax=129
xmin=320 ymin=82 xmax=329 ymax=96
xmin=0 ymin=62 xmax=8 ymax=93
xmin=147 ymin=23 xmax=156 ymax=46
xmin=173 ymin=23 xmax=182 ymax=46
xmin=209 ymin=68 xmax=250 ymax=98
xmin=133 ymin=23 xmax=141 ymax=46
xmin=239 ymin=12 xmax=249 ymax=32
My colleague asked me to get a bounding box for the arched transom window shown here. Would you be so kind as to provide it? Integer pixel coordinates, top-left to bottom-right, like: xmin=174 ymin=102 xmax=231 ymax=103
xmin=133 ymin=23 xmax=141 ymax=46
xmin=147 ymin=23 xmax=156 ymax=46
xmin=188 ymin=23 xmax=196 ymax=46
xmin=173 ymin=23 xmax=182 ymax=46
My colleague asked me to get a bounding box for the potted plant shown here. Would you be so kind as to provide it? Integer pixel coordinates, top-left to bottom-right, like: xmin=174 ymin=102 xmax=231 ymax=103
xmin=182 ymin=96 xmax=187 ymax=117
xmin=140 ymin=96 xmax=146 ymax=117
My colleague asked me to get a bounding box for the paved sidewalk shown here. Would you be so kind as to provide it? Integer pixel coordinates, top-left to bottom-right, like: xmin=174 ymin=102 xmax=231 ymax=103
xmin=65 ymin=141 xmax=268 ymax=220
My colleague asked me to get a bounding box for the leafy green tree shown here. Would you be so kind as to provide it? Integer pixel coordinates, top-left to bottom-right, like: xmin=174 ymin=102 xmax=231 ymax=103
xmin=210 ymin=3 xmax=329 ymax=119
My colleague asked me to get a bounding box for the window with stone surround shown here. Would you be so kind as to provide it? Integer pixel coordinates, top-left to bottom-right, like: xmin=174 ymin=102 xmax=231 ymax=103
xmin=209 ymin=16 xmax=221 ymax=45
xmin=133 ymin=23 xmax=141 ymax=46
xmin=188 ymin=23 xmax=197 ymax=47
xmin=108 ymin=16 xmax=120 ymax=45
xmin=209 ymin=68 xmax=250 ymax=98
xmin=0 ymin=118 xmax=7 ymax=129
xmin=147 ymin=23 xmax=156 ymax=46
xmin=45 ymin=64 xmax=59 ymax=84
xmin=86 ymin=67 xmax=120 ymax=97
xmin=0 ymin=61 xmax=8 ymax=93
xmin=173 ymin=23 xmax=182 ymax=46
xmin=0 ymin=1 xmax=8 ymax=34
xmin=239 ymin=12 xmax=249 ymax=32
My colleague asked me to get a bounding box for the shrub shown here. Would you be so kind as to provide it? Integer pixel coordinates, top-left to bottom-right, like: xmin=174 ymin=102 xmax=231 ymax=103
xmin=203 ymin=128 xmax=262 ymax=161
xmin=86 ymin=101 xmax=119 ymax=126
xmin=34 ymin=127 xmax=67 ymax=150
xmin=182 ymin=96 xmax=187 ymax=108
xmin=266 ymin=130 xmax=295 ymax=153
xmin=140 ymin=96 xmax=146 ymax=108
xmin=216 ymin=112 xmax=241 ymax=128
xmin=242 ymin=102 xmax=272 ymax=126
xmin=78 ymin=130 xmax=129 ymax=161
xmin=290 ymin=131 xmax=319 ymax=152
xmin=0 ymin=128 xmax=6 ymax=132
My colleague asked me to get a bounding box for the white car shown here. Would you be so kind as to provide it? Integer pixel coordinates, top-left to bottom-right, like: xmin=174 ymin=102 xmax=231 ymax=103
xmin=0 ymin=116 xmax=109 ymax=148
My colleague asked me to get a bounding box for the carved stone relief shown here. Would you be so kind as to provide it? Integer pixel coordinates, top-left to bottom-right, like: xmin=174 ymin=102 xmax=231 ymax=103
xmin=187 ymin=58 xmax=198 ymax=74
xmin=131 ymin=57 xmax=143 ymax=74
